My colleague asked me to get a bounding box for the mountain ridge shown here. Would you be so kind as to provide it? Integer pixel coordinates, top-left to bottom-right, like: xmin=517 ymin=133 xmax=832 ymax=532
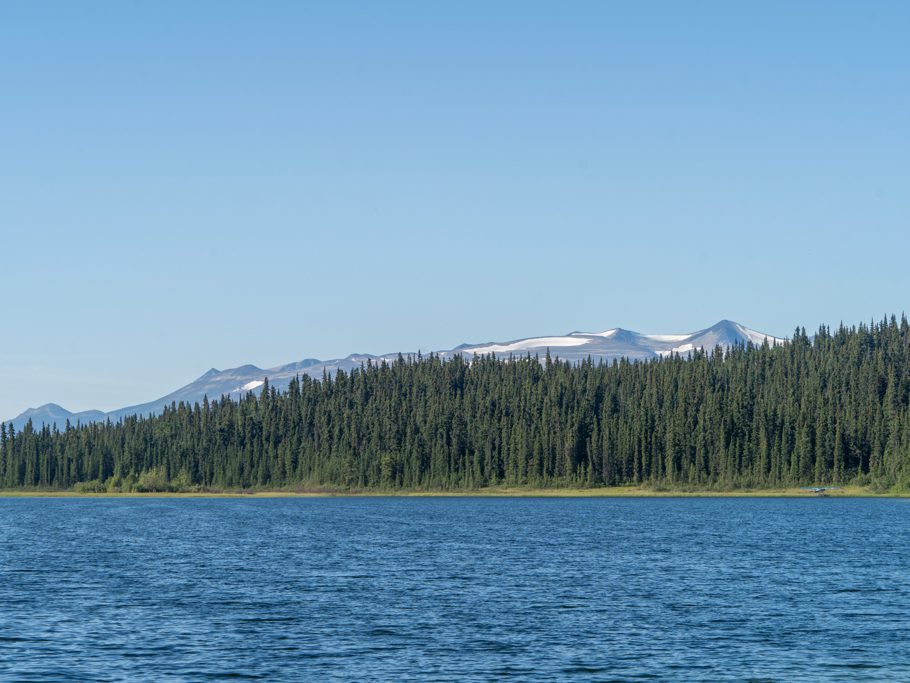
xmin=7 ymin=320 xmax=785 ymax=431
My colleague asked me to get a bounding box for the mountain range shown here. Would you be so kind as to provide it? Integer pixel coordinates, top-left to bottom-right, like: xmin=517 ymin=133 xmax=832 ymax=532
xmin=8 ymin=320 xmax=785 ymax=431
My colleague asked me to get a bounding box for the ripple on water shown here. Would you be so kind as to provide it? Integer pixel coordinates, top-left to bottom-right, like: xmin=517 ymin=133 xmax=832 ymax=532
xmin=1 ymin=497 xmax=909 ymax=682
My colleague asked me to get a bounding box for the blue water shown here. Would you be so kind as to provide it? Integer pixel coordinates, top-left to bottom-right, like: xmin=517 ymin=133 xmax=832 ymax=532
xmin=1 ymin=497 xmax=909 ymax=682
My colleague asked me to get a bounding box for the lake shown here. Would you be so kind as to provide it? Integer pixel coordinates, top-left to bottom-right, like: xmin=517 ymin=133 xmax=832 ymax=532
xmin=1 ymin=497 xmax=908 ymax=681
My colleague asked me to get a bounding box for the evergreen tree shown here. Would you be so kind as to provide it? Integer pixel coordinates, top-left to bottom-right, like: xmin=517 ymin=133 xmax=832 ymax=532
xmin=3 ymin=317 xmax=910 ymax=492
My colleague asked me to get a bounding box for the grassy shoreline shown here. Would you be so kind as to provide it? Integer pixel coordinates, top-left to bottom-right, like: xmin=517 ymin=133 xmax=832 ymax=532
xmin=0 ymin=485 xmax=903 ymax=498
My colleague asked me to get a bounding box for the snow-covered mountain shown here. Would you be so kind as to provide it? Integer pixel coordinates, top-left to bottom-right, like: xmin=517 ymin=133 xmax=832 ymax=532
xmin=442 ymin=319 xmax=784 ymax=364
xmin=8 ymin=320 xmax=785 ymax=431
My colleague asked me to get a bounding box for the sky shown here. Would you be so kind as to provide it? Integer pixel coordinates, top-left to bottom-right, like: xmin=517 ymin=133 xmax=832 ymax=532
xmin=1 ymin=1 xmax=908 ymax=419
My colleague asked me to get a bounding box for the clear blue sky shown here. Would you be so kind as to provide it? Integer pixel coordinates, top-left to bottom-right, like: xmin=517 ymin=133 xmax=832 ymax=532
xmin=2 ymin=1 xmax=908 ymax=418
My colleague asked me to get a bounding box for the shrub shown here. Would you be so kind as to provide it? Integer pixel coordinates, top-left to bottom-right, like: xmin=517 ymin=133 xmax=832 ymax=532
xmin=72 ymin=479 xmax=106 ymax=493
xmin=135 ymin=467 xmax=171 ymax=493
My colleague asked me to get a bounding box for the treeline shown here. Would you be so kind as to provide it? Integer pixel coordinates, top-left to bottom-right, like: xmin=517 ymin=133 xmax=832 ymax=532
xmin=3 ymin=317 xmax=910 ymax=492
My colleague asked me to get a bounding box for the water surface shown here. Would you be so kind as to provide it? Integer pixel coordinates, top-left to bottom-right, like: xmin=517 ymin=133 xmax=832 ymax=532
xmin=1 ymin=497 xmax=908 ymax=681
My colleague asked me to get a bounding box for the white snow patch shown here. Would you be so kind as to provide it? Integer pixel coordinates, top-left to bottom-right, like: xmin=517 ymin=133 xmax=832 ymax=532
xmin=739 ymin=325 xmax=786 ymax=346
xmin=569 ymin=329 xmax=617 ymax=338
xmin=233 ymin=380 xmax=264 ymax=393
xmin=657 ymin=342 xmax=697 ymax=357
xmin=645 ymin=333 xmax=690 ymax=342
xmin=464 ymin=336 xmax=591 ymax=355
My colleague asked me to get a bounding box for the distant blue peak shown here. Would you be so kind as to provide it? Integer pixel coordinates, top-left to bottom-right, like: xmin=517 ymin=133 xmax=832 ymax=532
xmin=26 ymin=403 xmax=72 ymax=415
xmin=232 ymin=364 xmax=264 ymax=373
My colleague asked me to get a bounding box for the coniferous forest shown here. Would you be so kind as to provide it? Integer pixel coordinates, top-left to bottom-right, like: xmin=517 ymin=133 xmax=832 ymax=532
xmin=3 ymin=317 xmax=910 ymax=493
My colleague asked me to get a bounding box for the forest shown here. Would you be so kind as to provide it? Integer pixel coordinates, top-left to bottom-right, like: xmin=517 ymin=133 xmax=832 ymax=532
xmin=3 ymin=317 xmax=910 ymax=493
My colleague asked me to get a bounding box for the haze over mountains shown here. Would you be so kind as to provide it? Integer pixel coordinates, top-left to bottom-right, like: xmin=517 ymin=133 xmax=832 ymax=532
xmin=8 ymin=320 xmax=785 ymax=431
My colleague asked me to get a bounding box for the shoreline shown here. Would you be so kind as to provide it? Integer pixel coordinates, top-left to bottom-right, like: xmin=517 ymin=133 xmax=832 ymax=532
xmin=0 ymin=485 xmax=903 ymax=499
